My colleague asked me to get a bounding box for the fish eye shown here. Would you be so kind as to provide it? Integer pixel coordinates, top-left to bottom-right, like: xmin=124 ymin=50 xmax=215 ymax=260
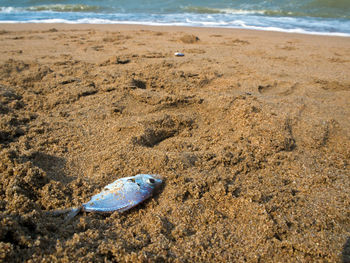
xmin=147 ymin=178 xmax=155 ymax=184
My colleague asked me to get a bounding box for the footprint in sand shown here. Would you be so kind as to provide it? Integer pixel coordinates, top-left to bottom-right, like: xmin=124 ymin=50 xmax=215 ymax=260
xmin=131 ymin=114 xmax=194 ymax=147
xmin=179 ymin=34 xmax=200 ymax=44
xmin=315 ymin=79 xmax=350 ymax=91
xmin=231 ymin=39 xmax=250 ymax=45
xmin=258 ymin=82 xmax=298 ymax=96
xmin=91 ymin=45 xmax=104 ymax=51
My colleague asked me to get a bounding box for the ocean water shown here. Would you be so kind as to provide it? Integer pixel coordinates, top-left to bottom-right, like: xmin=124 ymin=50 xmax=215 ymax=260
xmin=0 ymin=0 xmax=350 ymax=36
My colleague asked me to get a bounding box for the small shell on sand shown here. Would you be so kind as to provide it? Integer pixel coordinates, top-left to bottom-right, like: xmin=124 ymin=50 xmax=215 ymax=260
xmin=174 ymin=52 xmax=185 ymax=57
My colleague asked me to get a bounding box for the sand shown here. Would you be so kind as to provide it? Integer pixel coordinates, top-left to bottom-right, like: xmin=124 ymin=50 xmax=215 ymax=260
xmin=0 ymin=23 xmax=349 ymax=262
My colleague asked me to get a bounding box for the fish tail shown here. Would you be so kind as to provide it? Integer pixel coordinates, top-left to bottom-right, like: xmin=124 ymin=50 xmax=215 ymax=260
xmin=63 ymin=206 xmax=82 ymax=224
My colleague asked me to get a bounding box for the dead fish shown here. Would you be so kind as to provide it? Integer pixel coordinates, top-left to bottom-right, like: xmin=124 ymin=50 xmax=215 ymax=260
xmin=49 ymin=174 xmax=162 ymax=223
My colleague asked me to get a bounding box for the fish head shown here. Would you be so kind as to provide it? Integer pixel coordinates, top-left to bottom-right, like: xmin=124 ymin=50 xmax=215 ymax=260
xmin=135 ymin=174 xmax=163 ymax=190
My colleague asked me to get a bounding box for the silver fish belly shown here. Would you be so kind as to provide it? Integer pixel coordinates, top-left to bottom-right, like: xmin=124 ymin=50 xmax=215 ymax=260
xmin=54 ymin=174 xmax=162 ymax=222
xmin=83 ymin=174 xmax=162 ymax=213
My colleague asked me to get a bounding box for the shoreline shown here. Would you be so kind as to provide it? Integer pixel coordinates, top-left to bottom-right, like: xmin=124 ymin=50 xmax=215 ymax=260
xmin=1 ymin=22 xmax=350 ymax=39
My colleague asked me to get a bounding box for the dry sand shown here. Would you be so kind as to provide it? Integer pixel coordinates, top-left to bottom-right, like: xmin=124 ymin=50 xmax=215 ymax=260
xmin=0 ymin=23 xmax=349 ymax=262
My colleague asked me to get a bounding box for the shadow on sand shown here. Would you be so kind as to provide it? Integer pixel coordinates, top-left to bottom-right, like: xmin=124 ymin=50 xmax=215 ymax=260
xmin=29 ymin=151 xmax=73 ymax=183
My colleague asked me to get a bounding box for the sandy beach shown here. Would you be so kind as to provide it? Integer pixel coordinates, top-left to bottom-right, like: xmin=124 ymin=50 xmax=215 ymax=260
xmin=0 ymin=23 xmax=349 ymax=262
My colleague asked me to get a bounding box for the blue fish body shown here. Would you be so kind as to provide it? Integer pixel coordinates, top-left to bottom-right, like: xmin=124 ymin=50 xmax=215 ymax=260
xmin=52 ymin=174 xmax=162 ymax=223
xmin=83 ymin=174 xmax=162 ymax=213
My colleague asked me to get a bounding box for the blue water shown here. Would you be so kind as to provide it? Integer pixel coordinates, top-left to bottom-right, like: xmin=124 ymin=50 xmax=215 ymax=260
xmin=0 ymin=0 xmax=350 ymax=36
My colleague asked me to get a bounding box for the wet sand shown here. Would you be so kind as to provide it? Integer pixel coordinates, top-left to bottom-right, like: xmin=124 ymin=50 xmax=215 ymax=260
xmin=0 ymin=23 xmax=349 ymax=262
